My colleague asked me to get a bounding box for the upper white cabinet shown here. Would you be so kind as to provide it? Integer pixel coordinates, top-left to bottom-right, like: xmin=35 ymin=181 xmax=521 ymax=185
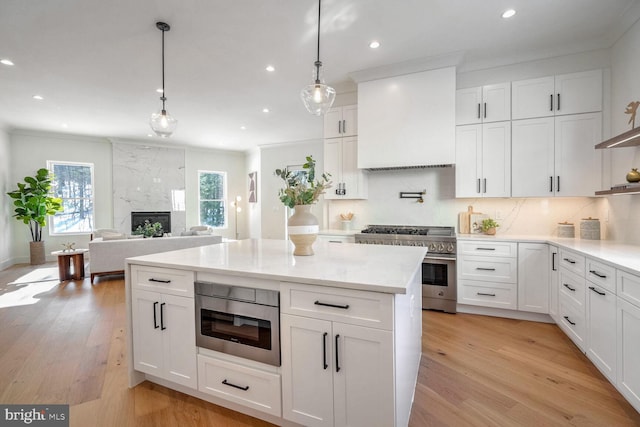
xmin=324 ymin=105 xmax=358 ymax=139
xmin=512 ymin=69 xmax=602 ymax=120
xmin=455 ymin=121 xmax=511 ymax=198
xmin=324 ymin=136 xmax=368 ymax=200
xmin=358 ymin=66 xmax=456 ymax=169
xmin=456 ymin=83 xmax=511 ymax=125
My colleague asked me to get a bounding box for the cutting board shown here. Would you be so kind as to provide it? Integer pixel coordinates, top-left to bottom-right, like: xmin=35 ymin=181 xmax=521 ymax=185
xmin=458 ymin=205 xmax=474 ymax=234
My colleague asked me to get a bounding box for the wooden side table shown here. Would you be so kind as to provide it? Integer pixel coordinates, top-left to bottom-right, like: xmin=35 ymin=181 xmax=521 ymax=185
xmin=51 ymin=249 xmax=88 ymax=281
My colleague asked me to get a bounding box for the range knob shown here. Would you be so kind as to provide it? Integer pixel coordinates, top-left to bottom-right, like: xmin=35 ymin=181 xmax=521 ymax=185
xmin=438 ymin=243 xmax=445 ymax=252
xmin=447 ymin=243 xmax=455 ymax=253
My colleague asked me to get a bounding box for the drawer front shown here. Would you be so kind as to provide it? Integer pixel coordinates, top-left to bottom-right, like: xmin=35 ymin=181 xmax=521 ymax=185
xmin=458 ymin=280 xmax=517 ymax=309
xmin=280 ymin=283 xmax=393 ymax=330
xmin=131 ymin=265 xmax=194 ymax=297
xmin=559 ymin=249 xmax=585 ymax=277
xmin=617 ymin=270 xmax=640 ymax=308
xmin=559 ymin=293 xmax=586 ymax=351
xmin=458 ymin=241 xmax=517 ymax=257
xmin=458 ymin=255 xmax=517 ymax=284
xmin=198 ymin=354 xmax=281 ymax=417
xmin=585 ymin=258 xmax=616 ymax=293
xmin=316 ymin=234 xmax=355 ymax=244
xmin=559 ymin=268 xmax=585 ymax=309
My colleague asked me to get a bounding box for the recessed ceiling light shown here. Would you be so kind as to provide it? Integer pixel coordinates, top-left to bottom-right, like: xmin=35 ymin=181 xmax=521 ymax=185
xmin=240 ymin=126 xmax=247 ymax=130
xmin=502 ymin=9 xmax=516 ymax=18
xmin=156 ymin=88 xmax=164 ymax=93
xmin=1 ymin=59 xmax=14 ymax=66
xmin=32 ymin=95 xmax=43 ymax=100
xmin=61 ymin=123 xmax=68 ymax=128
xmin=265 ymin=65 xmax=275 ymax=72
xmin=369 ymin=41 xmax=380 ymax=49
xmin=147 ymin=134 xmax=153 ymax=138
xmin=262 ymin=108 xmax=270 ymax=113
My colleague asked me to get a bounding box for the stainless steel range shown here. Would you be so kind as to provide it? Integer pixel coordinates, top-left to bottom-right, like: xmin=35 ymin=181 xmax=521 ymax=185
xmin=355 ymin=225 xmax=457 ymax=313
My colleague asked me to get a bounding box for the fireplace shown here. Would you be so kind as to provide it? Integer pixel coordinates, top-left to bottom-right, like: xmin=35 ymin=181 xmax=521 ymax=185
xmin=131 ymin=211 xmax=171 ymax=234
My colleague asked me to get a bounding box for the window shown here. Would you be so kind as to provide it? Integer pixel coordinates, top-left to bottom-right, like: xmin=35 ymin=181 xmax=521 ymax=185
xmin=198 ymin=171 xmax=227 ymax=228
xmin=47 ymin=161 xmax=94 ymax=235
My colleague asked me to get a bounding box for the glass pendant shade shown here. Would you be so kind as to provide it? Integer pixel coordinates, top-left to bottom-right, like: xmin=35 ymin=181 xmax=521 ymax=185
xmin=150 ymin=109 xmax=177 ymax=138
xmin=301 ymin=83 xmax=336 ymax=116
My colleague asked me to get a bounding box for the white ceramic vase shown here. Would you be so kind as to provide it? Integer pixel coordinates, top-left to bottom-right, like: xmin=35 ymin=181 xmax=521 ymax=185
xmin=287 ymin=205 xmax=319 ymax=256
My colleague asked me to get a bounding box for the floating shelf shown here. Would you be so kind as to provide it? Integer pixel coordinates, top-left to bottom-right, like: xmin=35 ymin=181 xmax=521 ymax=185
xmin=595 ymin=187 xmax=640 ymax=196
xmin=595 ymin=126 xmax=640 ymax=149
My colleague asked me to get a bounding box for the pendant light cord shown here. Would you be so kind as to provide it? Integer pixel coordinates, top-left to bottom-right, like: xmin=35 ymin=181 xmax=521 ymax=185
xmin=161 ymin=27 xmax=166 ymax=111
xmin=314 ymin=0 xmax=322 ymax=84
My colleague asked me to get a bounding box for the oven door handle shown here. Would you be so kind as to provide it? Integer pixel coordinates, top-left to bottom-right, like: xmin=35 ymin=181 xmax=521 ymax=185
xmin=424 ymin=256 xmax=456 ymax=262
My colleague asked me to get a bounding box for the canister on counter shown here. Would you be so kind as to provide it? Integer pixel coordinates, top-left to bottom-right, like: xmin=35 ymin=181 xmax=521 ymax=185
xmin=557 ymin=222 xmax=575 ymax=238
xmin=580 ymin=217 xmax=600 ymax=240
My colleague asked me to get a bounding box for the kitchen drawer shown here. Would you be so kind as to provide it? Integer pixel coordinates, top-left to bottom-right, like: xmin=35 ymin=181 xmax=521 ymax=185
xmin=316 ymin=234 xmax=355 ymax=244
xmin=559 ymin=268 xmax=585 ymax=309
xmin=458 ymin=255 xmax=517 ymax=284
xmin=458 ymin=241 xmax=517 ymax=257
xmin=585 ymin=258 xmax=616 ymax=293
xmin=131 ymin=265 xmax=194 ymax=297
xmin=280 ymin=282 xmax=393 ymax=330
xmin=559 ymin=249 xmax=585 ymax=277
xmin=458 ymin=280 xmax=517 ymax=309
xmin=618 ymin=270 xmax=640 ymax=308
xmin=197 ymin=354 xmax=281 ymax=417
xmin=559 ymin=292 xmax=586 ymax=351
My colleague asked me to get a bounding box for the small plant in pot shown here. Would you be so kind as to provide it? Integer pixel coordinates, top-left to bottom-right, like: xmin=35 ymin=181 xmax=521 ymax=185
xmin=7 ymin=168 xmax=63 ymax=265
xmin=132 ymin=220 xmax=164 ymax=238
xmin=481 ymin=218 xmax=500 ymax=235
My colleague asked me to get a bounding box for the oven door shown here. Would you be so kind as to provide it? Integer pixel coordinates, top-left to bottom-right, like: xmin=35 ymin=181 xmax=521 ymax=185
xmin=422 ymin=256 xmax=457 ymax=311
xmin=196 ymin=295 xmax=280 ymax=366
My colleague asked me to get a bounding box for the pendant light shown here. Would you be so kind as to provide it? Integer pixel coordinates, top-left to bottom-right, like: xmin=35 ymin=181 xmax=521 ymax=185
xmin=300 ymin=0 xmax=336 ymax=116
xmin=150 ymin=21 xmax=177 ymax=137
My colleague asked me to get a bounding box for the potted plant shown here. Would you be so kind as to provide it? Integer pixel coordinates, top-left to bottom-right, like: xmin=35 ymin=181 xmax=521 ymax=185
xmin=275 ymin=155 xmax=331 ymax=255
xmin=132 ymin=220 xmax=164 ymax=238
xmin=481 ymin=218 xmax=500 ymax=235
xmin=7 ymin=168 xmax=63 ymax=264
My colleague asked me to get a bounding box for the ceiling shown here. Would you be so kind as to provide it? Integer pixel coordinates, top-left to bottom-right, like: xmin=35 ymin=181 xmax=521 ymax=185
xmin=1 ymin=0 xmax=639 ymax=152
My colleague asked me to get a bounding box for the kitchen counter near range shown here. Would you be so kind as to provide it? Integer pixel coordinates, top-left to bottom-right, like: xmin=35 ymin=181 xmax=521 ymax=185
xmin=126 ymin=238 xmax=426 ymax=294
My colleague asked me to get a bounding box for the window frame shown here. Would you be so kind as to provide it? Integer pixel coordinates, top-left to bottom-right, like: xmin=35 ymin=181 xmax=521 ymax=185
xmin=46 ymin=160 xmax=95 ymax=236
xmin=197 ymin=170 xmax=228 ymax=229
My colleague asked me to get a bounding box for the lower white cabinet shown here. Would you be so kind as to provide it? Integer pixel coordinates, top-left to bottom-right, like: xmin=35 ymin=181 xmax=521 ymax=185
xmin=131 ymin=289 xmax=197 ymax=388
xmin=586 ymin=283 xmax=617 ymax=383
xmin=549 ymin=245 xmax=560 ymax=322
xmin=517 ymin=243 xmax=549 ymax=313
xmin=617 ymin=297 xmax=640 ymax=413
xmin=281 ymin=313 xmax=394 ymax=427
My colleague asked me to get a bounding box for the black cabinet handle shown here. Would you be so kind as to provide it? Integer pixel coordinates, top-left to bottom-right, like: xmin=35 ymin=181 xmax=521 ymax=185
xmin=477 ymin=178 xmax=481 ymax=194
xmin=342 ymin=120 xmax=346 ymax=133
xmin=476 ymin=267 xmax=496 ymax=271
xmin=477 ymin=103 xmax=481 ymax=119
xmin=160 ymin=302 xmax=166 ymax=330
xmin=222 ymin=379 xmax=249 ymax=391
xmin=557 ymin=93 xmax=560 ymax=111
xmin=149 ymin=278 xmax=171 ymax=283
xmin=338 ymin=120 xmax=342 ymax=134
xmin=563 ymin=258 xmax=576 ymax=264
xmin=563 ymin=283 xmax=576 ymax=292
xmin=557 ymin=176 xmax=560 ymax=192
xmin=563 ymin=316 xmax=575 ymax=326
xmin=589 ymin=286 xmax=606 ymax=296
xmin=484 ymin=102 xmax=487 ymax=118
xmin=322 ymin=332 xmax=328 ymax=370
xmin=550 ymin=94 xmax=554 ymax=111
xmin=335 ymin=334 xmax=341 ymax=372
xmin=550 ymin=176 xmax=553 ymax=192
xmin=476 ymin=247 xmax=496 ymax=251
xmin=552 ymin=252 xmax=557 ymax=271
xmin=153 ymin=301 xmax=159 ymax=329
xmin=477 ymin=292 xmax=496 ymax=297
xmin=589 ymin=270 xmax=607 ymax=279
xmin=483 ymin=178 xmax=487 ymax=193
xmin=315 ymin=301 xmax=350 ymax=310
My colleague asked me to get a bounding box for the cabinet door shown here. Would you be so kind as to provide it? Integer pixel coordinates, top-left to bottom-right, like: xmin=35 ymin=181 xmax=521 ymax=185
xmin=324 ymin=107 xmax=343 ymax=139
xmin=554 ymin=113 xmax=602 ymax=197
xmin=162 ymin=294 xmax=197 ymax=388
xmin=456 ymin=87 xmax=482 ymax=125
xmin=549 ymin=245 xmax=560 ymax=322
xmin=617 ymin=297 xmax=640 ymax=413
xmin=341 ymin=105 xmax=358 ymax=137
xmin=518 ymin=243 xmax=549 ymax=313
xmin=333 ymin=323 xmax=394 ymax=427
xmin=324 ymin=139 xmax=342 ymax=200
xmin=455 ymin=124 xmax=481 ymax=197
xmin=281 ymin=314 xmax=334 ymax=427
xmin=555 ymin=70 xmax=602 ymax=116
xmin=586 ymin=284 xmax=616 ymax=383
xmin=340 ymin=136 xmax=366 ymax=199
xmin=511 ymin=117 xmax=555 ymax=197
xmin=512 ymin=76 xmax=555 ymax=120
xmin=131 ymin=289 xmax=164 ymax=377
xmin=481 ymin=121 xmax=511 ymax=197
xmin=482 ymin=82 xmax=511 ymax=123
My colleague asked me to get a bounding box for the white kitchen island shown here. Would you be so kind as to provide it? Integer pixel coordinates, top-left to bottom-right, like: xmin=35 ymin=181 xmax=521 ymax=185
xmin=125 ymin=239 xmax=426 ymax=427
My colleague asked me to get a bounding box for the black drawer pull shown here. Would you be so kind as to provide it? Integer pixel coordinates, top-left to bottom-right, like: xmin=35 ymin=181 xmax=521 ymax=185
xmin=589 ymin=286 xmax=606 ymax=296
xmin=476 ymin=267 xmax=496 ymax=271
xmin=477 ymin=292 xmax=496 ymax=297
xmin=153 ymin=301 xmax=159 ymax=329
xmin=315 ymin=301 xmax=350 ymax=310
xmin=476 ymin=247 xmax=496 ymax=251
xmin=552 ymin=252 xmax=557 ymax=271
xmin=222 ymin=379 xmax=249 ymax=391
xmin=563 ymin=316 xmax=576 ymax=326
xmin=589 ymin=270 xmax=607 ymax=279
xmin=563 ymin=283 xmax=576 ymax=292
xmin=563 ymin=258 xmax=576 ymax=264
xmin=149 ymin=278 xmax=171 ymax=283
xmin=322 ymin=332 xmax=328 ymax=370
xmin=160 ymin=302 xmax=166 ymax=330
xmin=335 ymin=334 xmax=341 ymax=372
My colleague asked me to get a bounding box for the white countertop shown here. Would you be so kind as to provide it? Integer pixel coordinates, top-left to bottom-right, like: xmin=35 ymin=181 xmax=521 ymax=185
xmin=458 ymin=233 xmax=640 ymax=275
xmin=126 ymin=238 xmax=427 ymax=294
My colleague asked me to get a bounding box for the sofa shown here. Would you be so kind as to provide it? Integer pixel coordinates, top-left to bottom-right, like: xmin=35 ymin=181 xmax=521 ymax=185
xmin=88 ymin=234 xmax=222 ymax=282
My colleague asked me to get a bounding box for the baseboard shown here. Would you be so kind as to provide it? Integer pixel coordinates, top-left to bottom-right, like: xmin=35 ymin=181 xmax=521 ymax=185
xmin=457 ymin=304 xmax=555 ymax=323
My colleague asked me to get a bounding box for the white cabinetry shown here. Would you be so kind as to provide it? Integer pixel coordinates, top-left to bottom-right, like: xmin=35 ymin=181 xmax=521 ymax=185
xmin=456 ymin=83 xmax=511 ymax=125
xmin=455 ymin=121 xmax=511 ymax=198
xmin=517 ymin=243 xmax=549 ymax=313
xmin=316 ymin=233 xmax=355 ymax=244
xmin=324 ymin=136 xmax=367 ymax=199
xmin=617 ymin=271 xmax=640 ymax=413
xmin=558 ymin=249 xmax=586 ymax=351
xmin=280 ymin=283 xmax=395 ymax=427
xmin=358 ymin=66 xmax=456 ymax=169
xmin=511 ymin=113 xmax=602 ymax=197
xmin=324 ymin=105 xmax=357 ymax=138
xmin=512 ymin=69 xmax=602 ymax=120
xmin=130 ymin=266 xmax=197 ymax=389
xmin=549 ymin=245 xmax=560 ymax=322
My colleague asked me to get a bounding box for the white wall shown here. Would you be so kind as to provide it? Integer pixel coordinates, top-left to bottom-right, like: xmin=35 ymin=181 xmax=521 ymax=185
xmin=246 ymin=147 xmax=262 ymax=239
xmin=9 ymin=131 xmax=113 ymax=263
xmin=0 ymin=127 xmax=12 ymax=268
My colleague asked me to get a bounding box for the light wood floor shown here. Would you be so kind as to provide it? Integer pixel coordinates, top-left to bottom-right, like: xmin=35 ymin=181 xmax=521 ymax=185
xmin=1 ymin=263 xmax=639 ymax=427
